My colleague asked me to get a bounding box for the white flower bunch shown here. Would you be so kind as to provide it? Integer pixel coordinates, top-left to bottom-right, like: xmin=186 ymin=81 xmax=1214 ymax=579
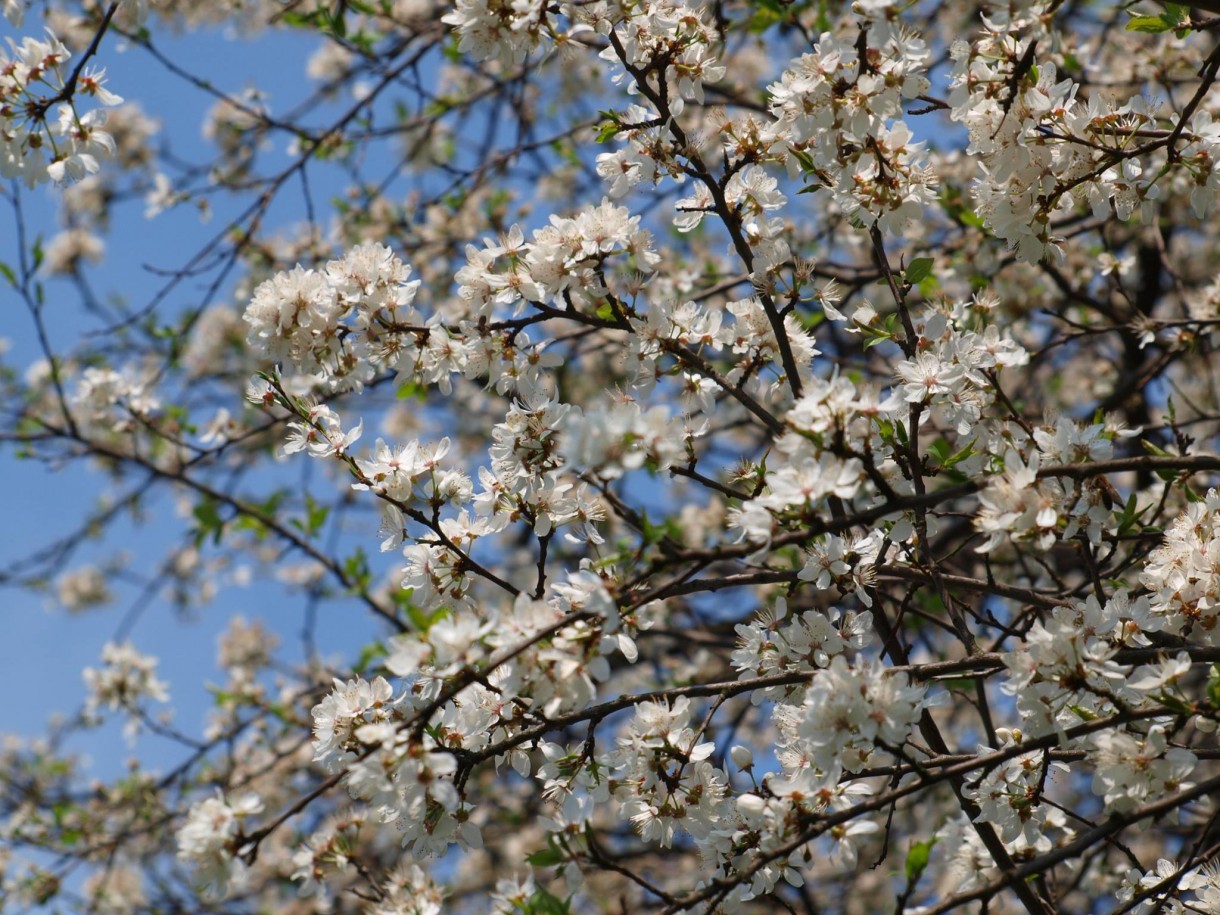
xmin=0 ymin=31 xmax=121 ymax=186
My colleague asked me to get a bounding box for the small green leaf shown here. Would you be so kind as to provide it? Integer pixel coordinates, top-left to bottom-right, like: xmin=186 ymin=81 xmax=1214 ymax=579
xmin=595 ymin=110 xmax=622 ymax=143
xmin=354 ymin=641 xmax=388 ymax=675
xmin=1069 ymin=704 xmax=1100 ymax=721
xmin=905 ymin=257 xmax=934 ymax=284
xmin=304 ymin=494 xmax=330 ymax=536
xmin=944 ymin=442 xmax=978 ymax=469
xmin=1158 ymin=693 xmax=1194 ymax=715
xmin=1163 ymin=2 xmax=1189 ymax=23
xmin=1126 ymin=12 xmax=1177 ymax=31
xmin=397 ymin=381 xmax=427 ymax=401
xmin=905 ymin=837 xmax=936 ymax=882
xmin=1207 ymin=664 xmax=1220 ymax=708
xmin=280 ymin=9 xmax=323 ymax=27
xmin=791 ymin=148 xmax=816 ymax=171
xmin=328 ymin=8 xmax=347 ymax=36
xmin=524 ymin=888 xmax=571 ymax=915
xmin=927 ymin=438 xmax=952 ymax=465
xmin=526 ymin=847 xmax=565 ymax=867
xmin=344 ymin=548 xmax=371 ymax=591
xmin=192 ymin=498 xmax=225 ymax=546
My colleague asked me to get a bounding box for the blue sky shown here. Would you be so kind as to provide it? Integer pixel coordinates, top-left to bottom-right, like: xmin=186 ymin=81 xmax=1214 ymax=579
xmin=1 ymin=17 xmax=396 ymax=779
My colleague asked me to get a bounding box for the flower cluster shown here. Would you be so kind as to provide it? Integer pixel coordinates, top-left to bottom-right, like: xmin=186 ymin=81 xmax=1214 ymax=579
xmin=442 ymin=0 xmax=558 ymax=67
xmin=243 ymin=242 xmax=422 ymax=390
xmin=768 ymin=22 xmax=933 ymax=232
xmin=945 ymin=5 xmax=1220 ymax=261
xmin=1 ymin=30 xmax=121 ymax=186
xmin=731 ymin=599 xmax=873 ymax=698
xmin=968 ymin=738 xmax=1072 ymax=855
xmin=1141 ymin=488 xmax=1220 ymax=645
xmin=176 ymin=792 xmax=263 ymax=898
xmin=595 ymin=0 xmax=725 ymax=118
xmin=82 ymin=641 xmax=169 ymax=718
xmin=610 ymin=698 xmax=727 ymax=847
xmin=790 ymin=655 xmax=928 ymax=776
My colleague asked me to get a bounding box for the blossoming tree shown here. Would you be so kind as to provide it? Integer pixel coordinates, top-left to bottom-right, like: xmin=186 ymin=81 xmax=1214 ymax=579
xmin=7 ymin=0 xmax=1220 ymax=910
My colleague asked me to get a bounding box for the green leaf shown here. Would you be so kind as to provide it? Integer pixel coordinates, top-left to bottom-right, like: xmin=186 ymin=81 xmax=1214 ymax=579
xmin=639 ymin=510 xmax=664 ymax=546
xmin=344 ymin=548 xmax=371 ymax=591
xmin=1158 ymin=693 xmax=1194 ymax=715
xmin=526 ymin=847 xmax=565 ymax=867
xmin=791 ymin=148 xmax=816 ymax=172
xmin=926 ymin=438 xmax=951 ymax=465
xmin=944 ymin=442 xmax=977 ymax=469
xmin=1163 ymin=2 xmax=1189 ymax=23
xmin=524 ymin=888 xmax=571 ymax=915
xmin=1207 ymin=664 xmax=1220 ymax=708
xmin=745 ymin=4 xmax=785 ymax=32
xmin=814 ymin=0 xmax=831 ymax=30
xmin=407 ymin=601 xmax=448 ymax=632
xmin=861 ymin=322 xmax=894 ymax=349
xmin=595 ymin=110 xmax=622 ymax=143
xmin=328 ymin=8 xmax=347 ymax=37
xmin=800 ymin=310 xmax=825 ymax=331
xmin=1125 ymin=11 xmax=1179 ymax=32
xmin=354 ymin=641 xmax=388 ymax=674
xmin=905 ymin=837 xmax=936 ymax=882
xmin=304 ymin=493 xmax=330 ymax=536
xmin=905 ymin=257 xmax=934 ymax=284
xmin=1140 ymin=439 xmax=1177 ymax=482
xmin=397 ymin=381 xmax=427 ymax=401
xmin=960 ymin=208 xmax=985 ymax=228
xmin=192 ymin=498 xmax=225 ymax=546
xmin=279 ymin=9 xmax=324 ymax=27
xmin=0 ymin=261 xmax=15 ymax=286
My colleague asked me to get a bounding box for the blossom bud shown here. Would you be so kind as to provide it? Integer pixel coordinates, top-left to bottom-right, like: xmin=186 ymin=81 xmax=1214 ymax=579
xmin=729 ymin=744 xmax=754 ymax=771
xmin=737 ymin=793 xmax=767 ymax=823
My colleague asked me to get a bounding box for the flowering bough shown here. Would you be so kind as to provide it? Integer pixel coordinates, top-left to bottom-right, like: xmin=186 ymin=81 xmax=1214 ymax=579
xmin=7 ymin=0 xmax=1220 ymax=911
